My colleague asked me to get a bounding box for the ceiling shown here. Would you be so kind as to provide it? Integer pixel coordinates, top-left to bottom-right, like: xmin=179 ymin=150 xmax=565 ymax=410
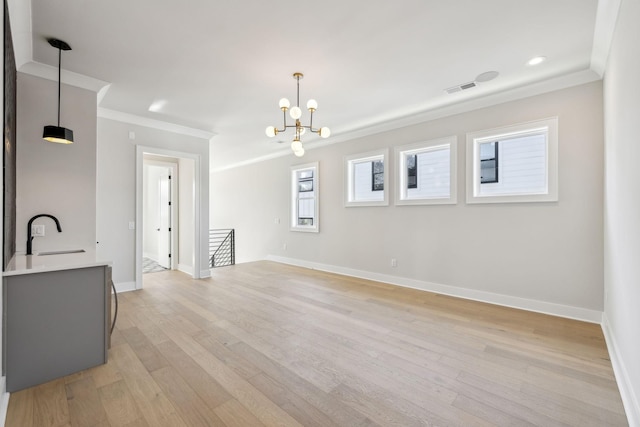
xmin=24 ymin=0 xmax=602 ymax=169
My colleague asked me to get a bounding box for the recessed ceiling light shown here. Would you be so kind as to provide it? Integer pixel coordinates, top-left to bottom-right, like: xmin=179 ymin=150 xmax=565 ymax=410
xmin=527 ymin=56 xmax=547 ymax=66
xmin=475 ymin=71 xmax=499 ymax=83
xmin=148 ymin=100 xmax=167 ymax=112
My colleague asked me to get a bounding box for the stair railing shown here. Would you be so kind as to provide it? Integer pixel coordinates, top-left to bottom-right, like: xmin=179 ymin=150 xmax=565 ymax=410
xmin=209 ymin=229 xmax=235 ymax=268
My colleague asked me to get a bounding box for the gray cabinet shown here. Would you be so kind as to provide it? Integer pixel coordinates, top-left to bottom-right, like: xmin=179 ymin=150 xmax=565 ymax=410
xmin=3 ymin=265 xmax=110 ymax=392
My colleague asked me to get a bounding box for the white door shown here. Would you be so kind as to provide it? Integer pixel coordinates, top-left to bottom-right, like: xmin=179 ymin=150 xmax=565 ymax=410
xmin=157 ymin=170 xmax=172 ymax=269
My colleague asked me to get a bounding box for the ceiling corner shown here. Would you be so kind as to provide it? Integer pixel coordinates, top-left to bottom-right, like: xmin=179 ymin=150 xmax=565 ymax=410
xmin=590 ymin=0 xmax=623 ymax=76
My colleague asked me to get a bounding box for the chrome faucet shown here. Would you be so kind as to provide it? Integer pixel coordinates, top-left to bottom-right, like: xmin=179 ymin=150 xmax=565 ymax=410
xmin=27 ymin=214 xmax=62 ymax=255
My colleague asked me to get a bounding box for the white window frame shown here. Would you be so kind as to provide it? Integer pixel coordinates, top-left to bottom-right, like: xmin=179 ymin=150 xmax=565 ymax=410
xmin=344 ymin=148 xmax=389 ymax=207
xmin=290 ymin=162 xmax=319 ymax=232
xmin=466 ymin=117 xmax=558 ymax=204
xmin=395 ymin=136 xmax=457 ymax=206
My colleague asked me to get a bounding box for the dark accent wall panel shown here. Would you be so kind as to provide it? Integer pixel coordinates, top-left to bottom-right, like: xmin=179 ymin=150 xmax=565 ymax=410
xmin=3 ymin=0 xmax=17 ymax=269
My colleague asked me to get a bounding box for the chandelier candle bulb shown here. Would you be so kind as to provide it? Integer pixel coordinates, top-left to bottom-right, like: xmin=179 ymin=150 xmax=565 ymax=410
xmin=265 ymin=126 xmax=277 ymax=137
xmin=319 ymin=127 xmax=331 ymax=138
xmin=291 ymin=140 xmax=303 ymax=152
xmin=307 ymin=99 xmax=318 ymax=111
xmin=289 ymin=106 xmax=302 ymax=120
xmin=279 ymin=98 xmax=290 ymax=110
xmin=294 ymin=147 xmax=305 ymax=157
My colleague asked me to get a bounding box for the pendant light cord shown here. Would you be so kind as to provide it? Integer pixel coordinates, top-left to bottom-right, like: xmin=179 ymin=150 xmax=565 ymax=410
xmin=57 ymin=47 xmax=61 ymax=127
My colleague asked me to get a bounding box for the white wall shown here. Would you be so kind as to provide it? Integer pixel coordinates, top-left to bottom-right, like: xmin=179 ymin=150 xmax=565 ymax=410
xmin=211 ymin=81 xmax=604 ymax=320
xmin=96 ymin=118 xmax=209 ymax=288
xmin=178 ymin=157 xmax=195 ymax=273
xmin=603 ymin=0 xmax=640 ymax=423
xmin=16 ymin=73 xmax=97 ymax=253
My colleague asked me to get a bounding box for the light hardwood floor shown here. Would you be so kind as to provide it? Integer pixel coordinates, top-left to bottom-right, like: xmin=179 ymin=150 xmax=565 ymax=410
xmin=5 ymin=261 xmax=628 ymax=426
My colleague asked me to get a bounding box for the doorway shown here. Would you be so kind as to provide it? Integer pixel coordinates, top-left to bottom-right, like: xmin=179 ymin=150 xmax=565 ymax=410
xmin=142 ymin=159 xmax=177 ymax=273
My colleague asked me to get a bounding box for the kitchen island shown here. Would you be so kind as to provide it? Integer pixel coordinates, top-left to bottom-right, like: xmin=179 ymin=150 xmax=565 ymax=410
xmin=3 ymin=250 xmax=112 ymax=392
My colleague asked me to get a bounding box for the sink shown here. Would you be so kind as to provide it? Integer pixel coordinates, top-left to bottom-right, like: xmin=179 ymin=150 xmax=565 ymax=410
xmin=37 ymin=249 xmax=86 ymax=256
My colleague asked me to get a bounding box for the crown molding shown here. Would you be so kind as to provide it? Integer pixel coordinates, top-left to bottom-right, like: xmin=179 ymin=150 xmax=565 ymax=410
xmin=98 ymin=108 xmax=215 ymax=140
xmin=18 ymin=61 xmax=110 ymax=93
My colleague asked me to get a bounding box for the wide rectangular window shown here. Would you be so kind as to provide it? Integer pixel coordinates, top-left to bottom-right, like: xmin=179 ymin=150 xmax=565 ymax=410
xmin=345 ymin=149 xmax=389 ymax=206
xmin=395 ymin=136 xmax=457 ymax=205
xmin=466 ymin=117 xmax=558 ymax=203
xmin=291 ymin=163 xmax=319 ymax=232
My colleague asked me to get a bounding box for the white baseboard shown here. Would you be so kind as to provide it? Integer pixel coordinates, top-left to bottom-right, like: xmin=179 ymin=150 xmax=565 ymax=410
xmin=177 ymin=264 xmax=193 ymax=275
xmin=0 ymin=376 xmax=9 ymax=427
xmin=114 ymin=281 xmax=137 ymax=293
xmin=265 ymin=255 xmax=603 ymax=324
xmin=602 ymin=313 xmax=639 ymax=427
xmin=200 ymin=269 xmax=212 ymax=279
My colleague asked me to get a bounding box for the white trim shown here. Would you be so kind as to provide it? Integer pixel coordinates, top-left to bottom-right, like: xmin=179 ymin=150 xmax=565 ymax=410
xmin=19 ymin=61 xmax=109 ymax=93
xmin=113 ymin=281 xmax=136 ymax=293
xmin=265 ymin=255 xmax=603 ymax=324
xmin=466 ymin=117 xmax=559 ymax=204
xmin=602 ymin=313 xmax=640 ymax=427
xmin=395 ymin=136 xmax=458 ymax=206
xmin=99 ymin=108 xmax=215 ymax=140
xmin=590 ymin=0 xmax=623 ymax=76
xmin=136 ymin=146 xmax=203 ymax=289
xmin=344 ymin=149 xmax=389 ymax=207
xmin=200 ymin=269 xmax=211 ymax=278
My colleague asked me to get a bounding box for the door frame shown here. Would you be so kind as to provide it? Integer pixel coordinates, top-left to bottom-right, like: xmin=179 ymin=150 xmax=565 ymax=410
xmin=135 ymin=145 xmax=202 ymax=289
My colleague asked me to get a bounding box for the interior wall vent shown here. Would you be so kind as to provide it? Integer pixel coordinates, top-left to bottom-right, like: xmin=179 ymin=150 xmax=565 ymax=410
xmin=445 ymin=81 xmax=477 ymax=94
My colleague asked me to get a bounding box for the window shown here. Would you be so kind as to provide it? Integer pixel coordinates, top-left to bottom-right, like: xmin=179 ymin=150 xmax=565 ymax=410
xmin=466 ymin=117 xmax=558 ymax=203
xmin=345 ymin=149 xmax=389 ymax=206
xmin=395 ymin=136 xmax=457 ymax=205
xmin=480 ymin=141 xmax=498 ymax=183
xmin=291 ymin=163 xmax=319 ymax=232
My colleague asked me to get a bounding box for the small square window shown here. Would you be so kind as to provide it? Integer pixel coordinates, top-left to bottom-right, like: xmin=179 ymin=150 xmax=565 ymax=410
xmin=395 ymin=136 xmax=457 ymax=205
xmin=345 ymin=149 xmax=389 ymax=206
xmin=466 ymin=117 xmax=558 ymax=203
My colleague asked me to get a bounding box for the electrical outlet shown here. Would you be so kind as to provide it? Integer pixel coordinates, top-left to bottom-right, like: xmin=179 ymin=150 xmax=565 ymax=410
xmin=32 ymin=224 xmax=45 ymax=237
xmin=128 ymin=221 xmax=135 ymax=230
xmin=391 ymin=258 xmax=397 ymax=267
xmin=274 ymin=218 xmax=280 ymax=224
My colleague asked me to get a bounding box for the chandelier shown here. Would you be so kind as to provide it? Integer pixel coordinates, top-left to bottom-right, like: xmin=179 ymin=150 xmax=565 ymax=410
xmin=265 ymin=73 xmax=330 ymax=157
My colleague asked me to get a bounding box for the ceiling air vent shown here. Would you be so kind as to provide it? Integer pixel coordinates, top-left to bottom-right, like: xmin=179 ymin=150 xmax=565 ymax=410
xmin=445 ymin=81 xmax=477 ymax=94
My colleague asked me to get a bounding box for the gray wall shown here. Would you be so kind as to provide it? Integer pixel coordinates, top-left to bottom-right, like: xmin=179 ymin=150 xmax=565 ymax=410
xmin=16 ymin=73 xmax=97 ymax=253
xmin=603 ymin=0 xmax=640 ymax=422
xmin=211 ymin=81 xmax=604 ymax=319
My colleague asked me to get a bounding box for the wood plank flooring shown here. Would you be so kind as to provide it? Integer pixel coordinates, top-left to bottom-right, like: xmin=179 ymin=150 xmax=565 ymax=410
xmin=5 ymin=261 xmax=628 ymax=426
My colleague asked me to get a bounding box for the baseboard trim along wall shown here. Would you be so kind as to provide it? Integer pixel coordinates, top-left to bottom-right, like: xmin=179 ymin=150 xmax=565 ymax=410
xmin=114 ymin=281 xmax=136 ymax=293
xmin=602 ymin=313 xmax=639 ymax=427
xmin=265 ymin=255 xmax=603 ymax=324
xmin=0 ymin=376 xmax=9 ymax=427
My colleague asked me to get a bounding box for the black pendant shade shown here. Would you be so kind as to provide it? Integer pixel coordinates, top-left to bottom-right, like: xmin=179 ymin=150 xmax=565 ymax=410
xmin=43 ymin=125 xmax=74 ymax=144
xmin=43 ymin=38 xmax=74 ymax=144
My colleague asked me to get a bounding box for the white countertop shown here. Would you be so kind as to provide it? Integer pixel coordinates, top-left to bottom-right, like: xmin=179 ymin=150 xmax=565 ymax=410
xmin=3 ymin=249 xmax=111 ymax=277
